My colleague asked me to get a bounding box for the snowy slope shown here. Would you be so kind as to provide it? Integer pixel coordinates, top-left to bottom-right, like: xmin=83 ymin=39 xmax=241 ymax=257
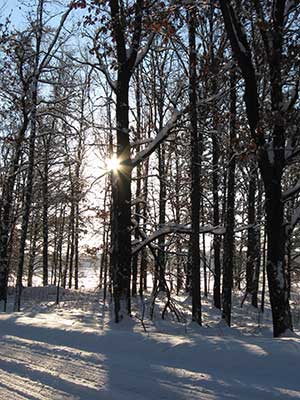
xmin=0 ymin=289 xmax=300 ymax=399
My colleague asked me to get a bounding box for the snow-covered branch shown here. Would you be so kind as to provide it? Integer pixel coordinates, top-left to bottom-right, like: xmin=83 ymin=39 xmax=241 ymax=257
xmin=131 ymin=107 xmax=186 ymax=168
xmin=132 ymin=223 xmax=257 ymax=255
xmin=133 ymin=32 xmax=155 ymax=70
xmin=132 ymin=224 xmax=191 ymax=255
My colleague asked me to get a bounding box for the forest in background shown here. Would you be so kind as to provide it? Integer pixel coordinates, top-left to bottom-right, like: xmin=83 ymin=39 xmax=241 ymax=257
xmin=0 ymin=0 xmax=299 ymax=338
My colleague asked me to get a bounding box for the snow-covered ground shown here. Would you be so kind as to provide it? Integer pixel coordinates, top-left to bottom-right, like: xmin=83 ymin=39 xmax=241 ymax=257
xmin=0 ymin=286 xmax=300 ymax=400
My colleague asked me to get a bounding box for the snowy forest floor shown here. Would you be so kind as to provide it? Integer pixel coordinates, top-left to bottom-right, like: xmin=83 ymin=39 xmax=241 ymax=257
xmin=0 ymin=286 xmax=300 ymax=399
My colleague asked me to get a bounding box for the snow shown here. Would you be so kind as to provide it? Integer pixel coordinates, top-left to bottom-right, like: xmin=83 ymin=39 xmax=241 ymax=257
xmin=132 ymin=224 xmax=191 ymax=255
xmin=0 ymin=286 xmax=300 ymax=399
xmin=133 ymin=33 xmax=155 ymax=70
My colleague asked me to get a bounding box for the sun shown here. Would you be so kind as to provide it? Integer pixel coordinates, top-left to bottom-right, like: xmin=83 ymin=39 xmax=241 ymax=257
xmin=106 ymin=155 xmax=120 ymax=171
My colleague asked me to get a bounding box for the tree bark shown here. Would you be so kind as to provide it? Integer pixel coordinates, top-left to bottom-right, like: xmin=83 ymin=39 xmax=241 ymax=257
xmin=219 ymin=0 xmax=292 ymax=336
xmin=109 ymin=0 xmax=144 ymax=321
xmin=222 ymin=68 xmax=237 ymax=326
xmin=189 ymin=6 xmax=201 ymax=324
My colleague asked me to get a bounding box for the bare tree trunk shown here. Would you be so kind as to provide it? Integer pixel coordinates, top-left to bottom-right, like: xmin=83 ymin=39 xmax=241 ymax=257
xmin=219 ymin=0 xmax=292 ymax=337
xmin=42 ymin=133 xmax=51 ymax=287
xmin=56 ymin=205 xmax=65 ymax=304
xmin=175 ymin=153 xmax=183 ymax=294
xmin=222 ymin=68 xmax=237 ymax=326
xmin=132 ymin=68 xmax=142 ymax=297
xmin=14 ymin=64 xmax=40 ymax=312
xmin=27 ymin=215 xmax=39 ymax=287
xmin=252 ymin=176 xmax=262 ymax=308
xmin=139 ymin=134 xmax=150 ymax=295
xmin=244 ymin=171 xmax=256 ymax=302
xmin=100 ymin=178 xmax=109 ymax=289
xmin=0 ymin=111 xmax=29 ymax=308
xmin=201 ymin=200 xmax=208 ymax=297
xmin=51 ymin=211 xmax=58 ymax=286
xmin=212 ymin=132 xmax=221 ymax=309
xmin=109 ymin=0 xmax=148 ymax=322
xmin=68 ymin=202 xmax=75 ymax=289
xmin=62 ymin=216 xmax=71 ymax=289
xmin=189 ymin=5 xmax=201 ymax=324
xmin=261 ymin=226 xmax=267 ymax=313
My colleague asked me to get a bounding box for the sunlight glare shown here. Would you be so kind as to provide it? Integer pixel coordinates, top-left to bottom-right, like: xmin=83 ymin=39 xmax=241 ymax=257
xmin=106 ymin=156 xmax=120 ymax=171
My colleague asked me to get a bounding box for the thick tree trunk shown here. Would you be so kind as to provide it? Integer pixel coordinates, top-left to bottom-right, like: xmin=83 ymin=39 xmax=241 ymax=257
xmin=264 ymin=175 xmax=292 ymax=335
xmin=112 ymin=73 xmax=132 ymax=321
xmin=108 ymin=0 xmax=146 ymax=321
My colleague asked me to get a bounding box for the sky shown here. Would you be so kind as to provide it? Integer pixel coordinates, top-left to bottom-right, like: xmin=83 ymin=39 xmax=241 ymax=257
xmin=0 ymin=0 xmax=85 ymax=28
xmin=1 ymin=0 xmax=27 ymax=26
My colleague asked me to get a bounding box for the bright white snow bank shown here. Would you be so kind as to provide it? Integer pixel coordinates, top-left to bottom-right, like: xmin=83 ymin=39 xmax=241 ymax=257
xmin=0 ymin=290 xmax=300 ymax=400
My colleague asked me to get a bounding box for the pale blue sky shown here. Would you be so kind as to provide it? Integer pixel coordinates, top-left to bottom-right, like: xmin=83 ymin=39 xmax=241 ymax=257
xmin=0 ymin=0 xmax=83 ymax=28
xmin=0 ymin=0 xmax=26 ymax=26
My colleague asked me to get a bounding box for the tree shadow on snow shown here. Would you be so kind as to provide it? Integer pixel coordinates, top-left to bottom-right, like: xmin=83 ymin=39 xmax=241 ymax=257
xmin=0 ymin=298 xmax=299 ymax=399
